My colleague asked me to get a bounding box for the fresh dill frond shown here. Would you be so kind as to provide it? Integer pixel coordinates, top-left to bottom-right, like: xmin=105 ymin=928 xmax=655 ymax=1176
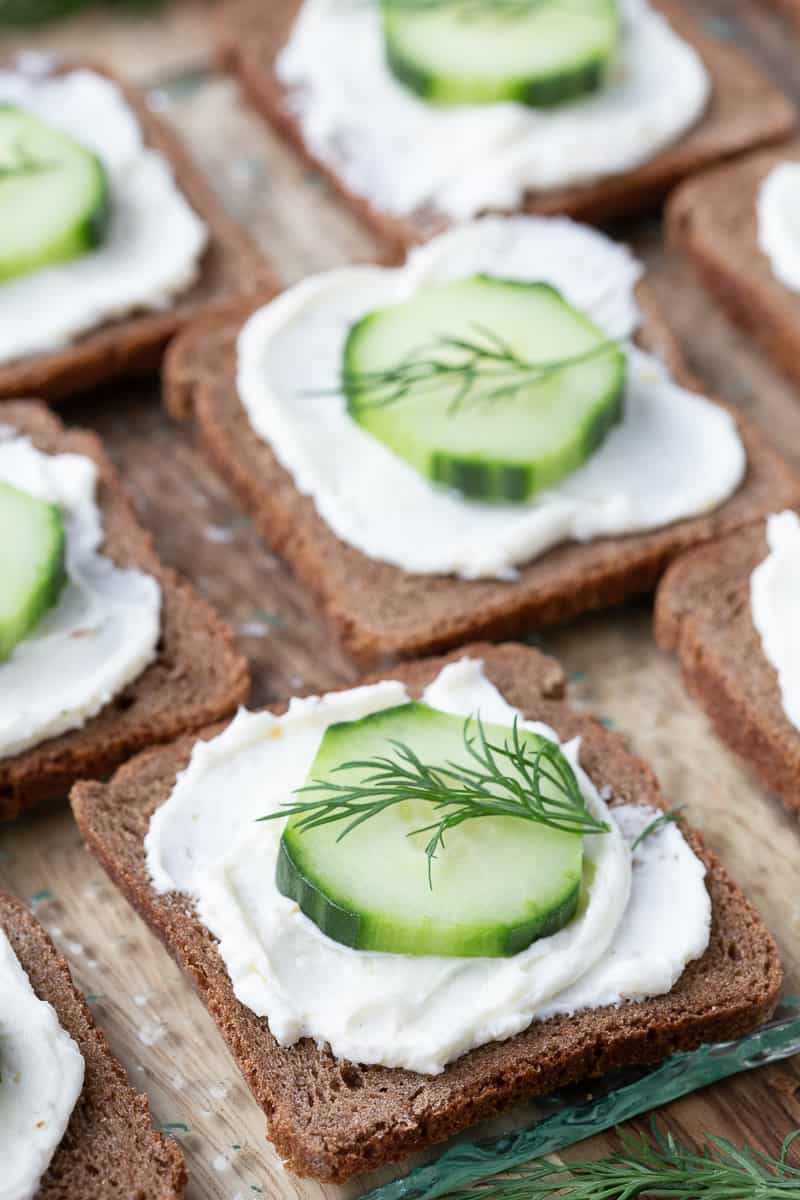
xmin=434 ymin=1121 xmax=800 ymax=1200
xmin=631 ymin=806 xmax=685 ymax=852
xmin=260 ymin=714 xmax=609 ymax=886
xmin=336 ymin=322 xmax=621 ymax=416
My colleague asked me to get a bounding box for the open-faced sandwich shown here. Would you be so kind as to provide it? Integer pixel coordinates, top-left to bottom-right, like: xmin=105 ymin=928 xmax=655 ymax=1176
xmin=0 ymin=58 xmax=275 ymax=402
xmin=0 ymin=402 xmax=249 ymax=820
xmin=0 ymin=888 xmax=186 ymax=1199
xmin=668 ymin=141 xmax=800 ymax=388
xmin=166 ymin=214 xmax=800 ymax=663
xmin=213 ymin=0 xmax=794 ymax=248
xmin=71 ymin=642 xmax=783 ymax=1181
xmin=656 ymin=510 xmax=800 ymax=824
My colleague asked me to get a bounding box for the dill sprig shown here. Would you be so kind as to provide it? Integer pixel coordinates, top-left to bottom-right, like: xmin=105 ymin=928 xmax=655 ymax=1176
xmin=261 ymin=715 xmax=609 ymax=886
xmin=341 ymin=323 xmax=620 ymax=416
xmin=436 ymin=1122 xmax=800 ymax=1200
xmin=631 ymin=806 xmax=685 ymax=851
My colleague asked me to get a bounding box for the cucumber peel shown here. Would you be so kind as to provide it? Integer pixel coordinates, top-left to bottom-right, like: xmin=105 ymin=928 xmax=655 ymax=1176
xmin=0 ymin=105 xmax=109 ymax=283
xmin=277 ymin=703 xmax=587 ymax=958
xmin=0 ymin=480 xmax=67 ymax=661
xmin=381 ymin=0 xmax=620 ymax=108
xmin=344 ymin=275 xmax=626 ymax=503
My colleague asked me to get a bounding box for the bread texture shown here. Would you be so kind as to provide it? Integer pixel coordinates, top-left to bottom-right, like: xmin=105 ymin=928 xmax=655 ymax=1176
xmin=0 ymin=888 xmax=187 ymax=1199
xmin=0 ymin=57 xmax=277 ymax=403
xmin=655 ymin=519 xmax=800 ymax=821
xmin=71 ymin=642 xmax=783 ymax=1183
xmin=667 ymin=141 xmax=800 ymax=386
xmin=212 ymin=0 xmax=795 ymax=251
xmin=0 ymin=401 xmax=250 ymax=820
xmin=163 ymin=285 xmax=800 ymax=665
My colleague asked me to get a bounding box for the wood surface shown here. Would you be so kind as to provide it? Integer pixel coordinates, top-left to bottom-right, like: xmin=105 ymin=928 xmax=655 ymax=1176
xmin=1 ymin=1 xmax=800 ymax=1196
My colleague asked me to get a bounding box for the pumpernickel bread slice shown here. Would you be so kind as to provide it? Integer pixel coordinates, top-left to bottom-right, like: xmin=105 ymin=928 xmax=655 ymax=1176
xmin=163 ymin=286 xmax=800 ymax=664
xmin=655 ymin=519 xmax=800 ymax=821
xmin=0 ymin=401 xmax=249 ymax=820
xmin=212 ymin=0 xmax=794 ymax=251
xmin=667 ymin=141 xmax=800 ymax=387
xmin=71 ymin=642 xmax=783 ymax=1183
xmin=0 ymin=888 xmax=187 ymax=1199
xmin=0 ymin=57 xmax=277 ymax=403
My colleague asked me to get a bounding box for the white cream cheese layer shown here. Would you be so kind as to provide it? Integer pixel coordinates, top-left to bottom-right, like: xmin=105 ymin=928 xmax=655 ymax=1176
xmin=0 ymin=68 xmax=208 ymax=366
xmin=0 ymin=928 xmax=84 ymax=1200
xmin=277 ymin=0 xmax=709 ymax=219
xmin=237 ymin=216 xmax=746 ymax=579
xmin=757 ymin=161 xmax=800 ymax=294
xmin=0 ymin=435 xmax=161 ymax=759
xmin=751 ymin=510 xmax=800 ymax=730
xmin=146 ymin=658 xmax=711 ymax=1075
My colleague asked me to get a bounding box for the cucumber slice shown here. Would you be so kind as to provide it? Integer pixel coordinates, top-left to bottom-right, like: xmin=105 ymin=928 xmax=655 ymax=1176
xmin=0 ymin=105 xmax=109 ymax=283
xmin=381 ymin=0 xmax=619 ymax=108
xmin=277 ymin=703 xmax=585 ymax=958
xmin=0 ymin=481 xmax=66 ymax=662
xmin=344 ymin=275 xmax=626 ymax=503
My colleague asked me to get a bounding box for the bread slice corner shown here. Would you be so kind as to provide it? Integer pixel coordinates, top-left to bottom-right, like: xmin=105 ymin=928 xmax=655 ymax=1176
xmin=0 ymin=56 xmax=278 ymax=403
xmin=0 ymin=887 xmax=187 ymax=1199
xmin=71 ymin=641 xmax=783 ymax=1182
xmin=211 ymin=0 xmax=795 ymax=247
xmin=655 ymin=518 xmax=800 ymax=821
xmin=0 ymin=400 xmax=250 ymax=820
xmin=667 ymin=140 xmax=800 ymax=387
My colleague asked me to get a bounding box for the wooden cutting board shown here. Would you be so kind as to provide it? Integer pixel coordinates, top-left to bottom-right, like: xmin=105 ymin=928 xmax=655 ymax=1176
xmin=2 ymin=1 xmax=800 ymax=1196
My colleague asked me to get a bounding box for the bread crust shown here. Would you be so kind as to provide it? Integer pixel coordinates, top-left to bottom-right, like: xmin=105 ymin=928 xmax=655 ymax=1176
xmin=211 ymin=0 xmax=795 ymax=252
xmin=0 ymin=888 xmax=187 ymax=1199
xmin=0 ymin=57 xmax=277 ymax=403
xmin=71 ymin=642 xmax=783 ymax=1183
xmin=667 ymin=141 xmax=800 ymax=387
xmin=162 ymin=286 xmax=800 ymax=664
xmin=655 ymin=520 xmax=800 ymax=820
xmin=0 ymin=401 xmax=250 ymax=819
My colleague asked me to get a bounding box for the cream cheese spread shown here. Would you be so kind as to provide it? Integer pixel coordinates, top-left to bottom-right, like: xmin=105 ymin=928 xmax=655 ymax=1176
xmin=277 ymin=0 xmax=710 ymax=220
xmin=0 ymin=68 xmax=208 ymax=366
xmin=237 ymin=216 xmax=746 ymax=580
xmin=0 ymin=434 xmax=161 ymax=759
xmin=750 ymin=510 xmax=800 ymax=731
xmin=0 ymin=928 xmax=84 ymax=1200
xmin=146 ymin=657 xmax=711 ymax=1075
xmin=757 ymin=161 xmax=800 ymax=294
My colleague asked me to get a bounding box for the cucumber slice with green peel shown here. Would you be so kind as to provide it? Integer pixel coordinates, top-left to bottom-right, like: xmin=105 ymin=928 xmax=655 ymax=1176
xmin=344 ymin=275 xmax=626 ymax=504
xmin=0 ymin=106 xmax=110 ymax=283
xmin=381 ymin=0 xmax=619 ymax=108
xmin=277 ymin=703 xmax=586 ymax=958
xmin=0 ymin=481 xmax=66 ymax=662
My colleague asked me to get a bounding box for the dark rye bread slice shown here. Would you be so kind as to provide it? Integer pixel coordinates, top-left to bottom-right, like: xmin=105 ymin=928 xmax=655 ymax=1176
xmin=0 ymin=57 xmax=277 ymax=404
xmin=0 ymin=401 xmax=249 ymax=820
xmin=163 ymin=285 xmax=800 ymax=665
xmin=71 ymin=642 xmax=783 ymax=1183
xmin=212 ymin=0 xmax=795 ymax=251
xmin=655 ymin=519 xmax=800 ymax=821
xmin=667 ymin=141 xmax=800 ymax=387
xmin=0 ymin=888 xmax=187 ymax=1199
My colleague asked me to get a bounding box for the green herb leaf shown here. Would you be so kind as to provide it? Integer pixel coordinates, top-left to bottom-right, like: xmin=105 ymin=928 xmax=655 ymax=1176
xmin=260 ymin=714 xmax=609 ymax=887
xmin=631 ymin=806 xmax=685 ymax=852
xmin=335 ymin=322 xmax=621 ymax=417
xmin=438 ymin=1121 xmax=800 ymax=1200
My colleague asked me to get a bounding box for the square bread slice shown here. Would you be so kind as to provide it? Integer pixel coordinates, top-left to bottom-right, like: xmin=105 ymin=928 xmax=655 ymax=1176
xmin=667 ymin=141 xmax=800 ymax=387
xmin=163 ymin=285 xmax=800 ymax=665
xmin=0 ymin=888 xmax=187 ymax=1199
xmin=0 ymin=57 xmax=277 ymax=403
xmin=0 ymin=400 xmax=250 ymax=820
xmin=212 ymin=0 xmax=795 ymax=251
xmin=71 ymin=642 xmax=783 ymax=1184
xmin=655 ymin=519 xmax=800 ymax=822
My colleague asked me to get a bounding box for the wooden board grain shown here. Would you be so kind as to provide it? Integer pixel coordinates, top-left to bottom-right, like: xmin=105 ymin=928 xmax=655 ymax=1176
xmin=1 ymin=1 xmax=800 ymax=1197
